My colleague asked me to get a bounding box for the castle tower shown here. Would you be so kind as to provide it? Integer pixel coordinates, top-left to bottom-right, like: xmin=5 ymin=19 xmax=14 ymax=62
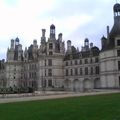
xmin=100 ymin=3 xmax=120 ymax=89
xmin=108 ymin=3 xmax=120 ymax=49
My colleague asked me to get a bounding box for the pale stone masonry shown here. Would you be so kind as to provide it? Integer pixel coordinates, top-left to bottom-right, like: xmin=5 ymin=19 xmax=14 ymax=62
xmin=0 ymin=3 xmax=120 ymax=92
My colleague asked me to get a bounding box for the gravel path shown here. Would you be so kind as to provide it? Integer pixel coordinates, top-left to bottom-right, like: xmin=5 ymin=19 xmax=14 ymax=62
xmin=0 ymin=90 xmax=119 ymax=104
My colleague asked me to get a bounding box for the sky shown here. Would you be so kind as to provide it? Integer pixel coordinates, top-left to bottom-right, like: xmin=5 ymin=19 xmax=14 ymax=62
xmin=0 ymin=0 xmax=117 ymax=59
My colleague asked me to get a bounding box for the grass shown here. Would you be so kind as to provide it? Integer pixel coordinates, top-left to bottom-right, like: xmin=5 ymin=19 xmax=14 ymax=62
xmin=0 ymin=93 xmax=120 ymax=120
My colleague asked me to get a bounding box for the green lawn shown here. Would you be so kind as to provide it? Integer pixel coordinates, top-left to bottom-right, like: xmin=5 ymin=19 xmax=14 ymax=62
xmin=0 ymin=93 xmax=120 ymax=120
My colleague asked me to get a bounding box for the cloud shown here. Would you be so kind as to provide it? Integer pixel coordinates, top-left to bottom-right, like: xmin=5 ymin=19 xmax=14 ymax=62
xmin=0 ymin=0 xmax=117 ymax=59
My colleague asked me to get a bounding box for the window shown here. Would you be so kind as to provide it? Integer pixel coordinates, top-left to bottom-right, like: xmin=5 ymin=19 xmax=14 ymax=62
xmin=95 ymin=66 xmax=99 ymax=74
xmin=45 ymin=60 xmax=46 ymax=66
xmin=71 ymin=69 xmax=73 ymax=75
xmin=117 ymin=39 xmax=120 ymax=46
xmin=79 ymin=60 xmax=82 ymax=64
xmin=42 ymin=79 xmax=46 ymax=87
xmin=85 ymin=67 xmax=88 ymax=75
xmin=66 ymin=69 xmax=68 ymax=76
xmin=80 ymin=68 xmax=82 ymax=75
xmin=45 ymin=70 xmax=46 ymax=76
xmin=48 ymin=69 xmax=52 ymax=76
xmin=66 ymin=61 xmax=68 ymax=66
xmin=118 ymin=61 xmax=120 ymax=70
xmin=48 ymin=79 xmax=52 ymax=87
xmin=95 ymin=58 xmax=99 ymax=63
xmin=50 ymin=29 xmax=55 ymax=34
xmin=119 ymin=76 xmax=120 ymax=86
xmin=75 ymin=60 xmax=77 ymax=65
xmin=117 ymin=50 xmax=120 ymax=56
xmin=49 ymin=43 xmax=53 ymax=49
xmin=49 ymin=51 xmax=53 ymax=55
xmin=75 ymin=68 xmax=78 ymax=75
xmin=85 ymin=59 xmax=88 ymax=64
xmin=48 ymin=59 xmax=52 ymax=66
xmin=91 ymin=67 xmax=93 ymax=75
xmin=90 ymin=58 xmax=92 ymax=63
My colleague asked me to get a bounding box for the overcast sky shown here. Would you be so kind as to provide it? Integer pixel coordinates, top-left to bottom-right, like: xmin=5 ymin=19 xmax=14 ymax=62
xmin=0 ymin=0 xmax=117 ymax=59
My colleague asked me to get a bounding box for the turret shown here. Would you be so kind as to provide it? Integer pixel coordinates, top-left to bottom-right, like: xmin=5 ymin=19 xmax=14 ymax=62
xmin=15 ymin=37 xmax=19 ymax=46
xmin=101 ymin=36 xmax=107 ymax=50
xmin=41 ymin=29 xmax=46 ymax=43
xmin=33 ymin=39 xmax=37 ymax=46
xmin=18 ymin=44 xmax=23 ymax=61
xmin=58 ymin=33 xmax=62 ymax=42
xmin=24 ymin=47 xmax=28 ymax=61
xmin=84 ymin=38 xmax=89 ymax=51
xmin=67 ymin=40 xmax=72 ymax=53
xmin=90 ymin=42 xmax=93 ymax=49
xmin=113 ymin=3 xmax=120 ymax=17
xmin=10 ymin=39 xmax=14 ymax=50
xmin=50 ymin=24 xmax=55 ymax=39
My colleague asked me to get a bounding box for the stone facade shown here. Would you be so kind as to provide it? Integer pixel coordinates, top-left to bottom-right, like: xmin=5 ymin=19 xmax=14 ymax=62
xmin=0 ymin=3 xmax=120 ymax=92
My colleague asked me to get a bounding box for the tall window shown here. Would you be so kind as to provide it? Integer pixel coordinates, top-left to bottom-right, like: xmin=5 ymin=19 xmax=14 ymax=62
xmin=117 ymin=39 xmax=120 ymax=46
xmin=49 ymin=51 xmax=53 ymax=55
xmin=49 ymin=43 xmax=53 ymax=49
xmin=70 ymin=69 xmax=73 ymax=76
xmin=85 ymin=67 xmax=88 ymax=75
xmin=90 ymin=58 xmax=93 ymax=63
xmin=95 ymin=66 xmax=99 ymax=74
xmin=117 ymin=50 xmax=120 ymax=56
xmin=118 ymin=61 xmax=120 ymax=70
xmin=80 ymin=68 xmax=82 ymax=75
xmin=48 ymin=69 xmax=52 ymax=76
xmin=42 ymin=79 xmax=46 ymax=87
xmin=119 ymin=76 xmax=120 ymax=86
xmin=85 ymin=59 xmax=88 ymax=64
xmin=66 ymin=61 xmax=68 ymax=66
xmin=66 ymin=69 xmax=68 ymax=76
xmin=79 ymin=60 xmax=82 ymax=64
xmin=45 ymin=60 xmax=46 ymax=66
xmin=75 ymin=60 xmax=77 ymax=65
xmin=95 ymin=57 xmax=99 ymax=63
xmin=45 ymin=70 xmax=46 ymax=76
xmin=75 ymin=68 xmax=78 ymax=75
xmin=48 ymin=59 xmax=52 ymax=66
xmin=91 ymin=67 xmax=93 ymax=75
xmin=48 ymin=79 xmax=52 ymax=87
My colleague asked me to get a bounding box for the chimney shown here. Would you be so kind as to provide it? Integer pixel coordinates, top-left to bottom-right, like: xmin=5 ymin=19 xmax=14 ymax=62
xmin=107 ymin=26 xmax=109 ymax=39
